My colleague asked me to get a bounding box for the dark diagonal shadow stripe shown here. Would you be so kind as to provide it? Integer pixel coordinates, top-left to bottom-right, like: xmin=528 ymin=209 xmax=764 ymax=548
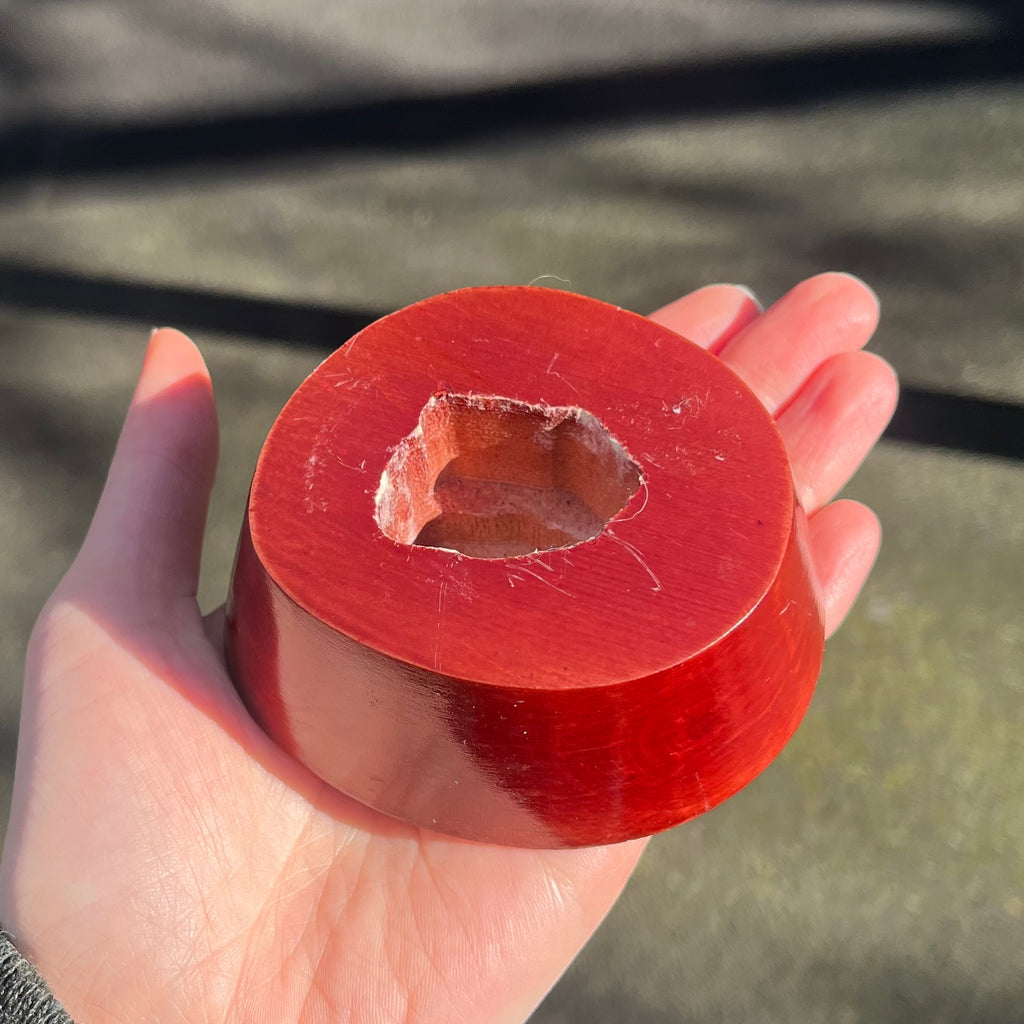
xmin=0 ymin=262 xmax=380 ymax=347
xmin=886 ymin=386 xmax=1024 ymax=462
xmin=2 ymin=261 xmax=1022 ymax=462
xmin=0 ymin=33 xmax=1021 ymax=185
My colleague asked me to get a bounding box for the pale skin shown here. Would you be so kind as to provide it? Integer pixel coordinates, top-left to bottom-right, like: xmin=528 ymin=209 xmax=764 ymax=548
xmin=0 ymin=273 xmax=898 ymax=1023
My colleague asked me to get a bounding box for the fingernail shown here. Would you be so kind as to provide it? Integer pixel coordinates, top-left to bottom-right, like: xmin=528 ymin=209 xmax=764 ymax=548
xmin=723 ymin=284 xmax=764 ymax=314
xmin=136 ymin=329 xmax=187 ymax=403
xmin=826 ymin=271 xmax=880 ymax=310
xmin=142 ymin=328 xmax=167 ymax=370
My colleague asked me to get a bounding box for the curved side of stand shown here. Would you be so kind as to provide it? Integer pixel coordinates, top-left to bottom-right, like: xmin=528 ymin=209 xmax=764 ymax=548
xmin=226 ymin=504 xmax=822 ymax=848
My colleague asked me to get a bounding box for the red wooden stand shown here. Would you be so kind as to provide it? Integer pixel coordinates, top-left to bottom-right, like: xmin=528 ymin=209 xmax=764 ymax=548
xmin=226 ymin=287 xmax=824 ymax=848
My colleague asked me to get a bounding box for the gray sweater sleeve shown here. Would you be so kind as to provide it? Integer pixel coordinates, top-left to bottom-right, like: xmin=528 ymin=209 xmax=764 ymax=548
xmin=0 ymin=933 xmax=73 ymax=1023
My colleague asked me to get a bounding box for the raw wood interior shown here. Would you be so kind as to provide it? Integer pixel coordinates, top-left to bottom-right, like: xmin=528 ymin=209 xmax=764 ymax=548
xmin=375 ymin=392 xmax=643 ymax=558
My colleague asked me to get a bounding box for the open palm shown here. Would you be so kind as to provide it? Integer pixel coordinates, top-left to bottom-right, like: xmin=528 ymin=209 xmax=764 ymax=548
xmin=0 ymin=274 xmax=897 ymax=1024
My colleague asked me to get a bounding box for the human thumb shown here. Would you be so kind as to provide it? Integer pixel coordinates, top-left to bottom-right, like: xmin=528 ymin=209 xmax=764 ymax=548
xmin=69 ymin=328 xmax=218 ymax=610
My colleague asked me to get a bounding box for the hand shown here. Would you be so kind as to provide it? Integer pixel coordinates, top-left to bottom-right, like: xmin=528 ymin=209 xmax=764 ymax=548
xmin=0 ymin=274 xmax=897 ymax=1024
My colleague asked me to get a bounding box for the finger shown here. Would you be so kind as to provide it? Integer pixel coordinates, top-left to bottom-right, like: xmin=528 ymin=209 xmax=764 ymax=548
xmin=647 ymin=283 xmax=763 ymax=352
xmin=778 ymin=351 xmax=898 ymax=513
xmin=73 ymin=329 xmax=219 ymax=607
xmin=718 ymin=272 xmax=880 ymax=415
xmin=808 ymin=500 xmax=882 ymax=637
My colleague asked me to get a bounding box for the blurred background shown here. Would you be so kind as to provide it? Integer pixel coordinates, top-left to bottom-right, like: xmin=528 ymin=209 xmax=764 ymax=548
xmin=1 ymin=1 xmax=1023 ymax=1020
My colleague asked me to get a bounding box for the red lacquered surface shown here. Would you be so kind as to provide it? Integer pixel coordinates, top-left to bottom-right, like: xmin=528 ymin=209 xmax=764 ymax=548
xmin=225 ymin=286 xmax=825 ymax=848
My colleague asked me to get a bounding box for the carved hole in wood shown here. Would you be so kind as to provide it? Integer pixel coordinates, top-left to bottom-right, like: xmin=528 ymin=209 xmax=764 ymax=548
xmin=374 ymin=392 xmax=643 ymax=559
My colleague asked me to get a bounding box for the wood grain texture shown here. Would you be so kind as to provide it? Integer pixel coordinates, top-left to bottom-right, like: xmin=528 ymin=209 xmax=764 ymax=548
xmin=225 ymin=287 xmax=825 ymax=847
